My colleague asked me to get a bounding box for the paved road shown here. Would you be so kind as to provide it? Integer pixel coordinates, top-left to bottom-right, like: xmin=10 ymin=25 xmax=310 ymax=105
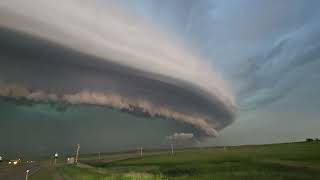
xmin=0 ymin=163 xmax=41 ymax=180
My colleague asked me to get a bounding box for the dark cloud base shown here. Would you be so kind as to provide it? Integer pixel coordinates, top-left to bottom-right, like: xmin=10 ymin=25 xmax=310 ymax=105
xmin=0 ymin=27 xmax=235 ymax=135
xmin=0 ymin=25 xmax=236 ymax=157
xmin=0 ymin=97 xmax=200 ymax=158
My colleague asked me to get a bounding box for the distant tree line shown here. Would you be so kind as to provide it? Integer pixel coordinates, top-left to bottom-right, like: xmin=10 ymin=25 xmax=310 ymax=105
xmin=306 ymin=138 xmax=320 ymax=142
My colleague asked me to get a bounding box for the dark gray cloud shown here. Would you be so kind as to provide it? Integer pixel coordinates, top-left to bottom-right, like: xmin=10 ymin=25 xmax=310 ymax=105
xmin=0 ymin=98 xmax=202 ymax=158
xmin=0 ymin=0 xmax=236 ymax=156
xmin=0 ymin=26 xmax=235 ymax=137
xmin=2 ymin=0 xmax=320 ymax=155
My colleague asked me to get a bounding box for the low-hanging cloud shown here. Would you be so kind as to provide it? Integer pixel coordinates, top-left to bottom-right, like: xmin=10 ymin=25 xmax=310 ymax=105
xmin=0 ymin=83 xmax=220 ymax=136
xmin=166 ymin=132 xmax=194 ymax=141
xmin=0 ymin=0 xmax=236 ymax=138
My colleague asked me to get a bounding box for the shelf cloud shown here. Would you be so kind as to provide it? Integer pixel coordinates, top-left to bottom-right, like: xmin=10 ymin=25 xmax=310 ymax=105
xmin=0 ymin=0 xmax=236 ymax=138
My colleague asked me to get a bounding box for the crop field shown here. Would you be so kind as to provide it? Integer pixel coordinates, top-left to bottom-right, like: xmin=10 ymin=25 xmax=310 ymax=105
xmin=30 ymin=142 xmax=320 ymax=180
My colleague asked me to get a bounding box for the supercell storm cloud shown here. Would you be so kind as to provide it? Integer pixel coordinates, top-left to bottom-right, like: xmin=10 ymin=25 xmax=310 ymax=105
xmin=0 ymin=0 xmax=236 ymax=139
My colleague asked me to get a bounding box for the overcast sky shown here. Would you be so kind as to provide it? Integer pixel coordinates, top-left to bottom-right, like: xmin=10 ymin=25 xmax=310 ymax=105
xmin=113 ymin=0 xmax=320 ymax=144
xmin=1 ymin=0 xmax=320 ymax=157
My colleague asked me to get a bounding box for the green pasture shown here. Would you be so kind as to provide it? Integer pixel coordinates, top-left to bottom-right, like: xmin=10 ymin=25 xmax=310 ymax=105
xmin=31 ymin=142 xmax=320 ymax=180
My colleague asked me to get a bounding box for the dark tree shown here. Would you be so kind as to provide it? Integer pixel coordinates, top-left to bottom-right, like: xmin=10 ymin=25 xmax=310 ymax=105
xmin=306 ymin=138 xmax=314 ymax=142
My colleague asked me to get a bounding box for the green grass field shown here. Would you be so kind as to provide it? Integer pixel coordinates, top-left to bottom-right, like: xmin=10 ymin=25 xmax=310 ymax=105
xmin=31 ymin=142 xmax=320 ymax=180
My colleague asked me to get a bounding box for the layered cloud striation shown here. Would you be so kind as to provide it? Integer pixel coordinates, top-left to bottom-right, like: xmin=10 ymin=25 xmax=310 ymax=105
xmin=0 ymin=0 xmax=236 ymax=138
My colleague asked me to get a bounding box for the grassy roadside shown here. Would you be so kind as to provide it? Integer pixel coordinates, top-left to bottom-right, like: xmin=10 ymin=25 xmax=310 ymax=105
xmin=31 ymin=142 xmax=320 ymax=180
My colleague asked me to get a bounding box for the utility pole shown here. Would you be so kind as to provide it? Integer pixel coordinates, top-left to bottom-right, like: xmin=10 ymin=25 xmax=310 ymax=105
xmin=25 ymin=170 xmax=30 ymax=180
xmin=171 ymin=144 xmax=174 ymax=155
xmin=75 ymin=144 xmax=80 ymax=164
xmin=140 ymin=147 xmax=143 ymax=157
xmin=98 ymin=152 xmax=101 ymax=160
